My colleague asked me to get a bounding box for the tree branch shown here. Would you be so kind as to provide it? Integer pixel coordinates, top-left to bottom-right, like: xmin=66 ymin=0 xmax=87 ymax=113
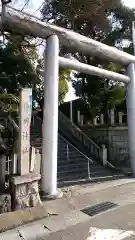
xmin=1 ymin=0 xmax=11 ymax=5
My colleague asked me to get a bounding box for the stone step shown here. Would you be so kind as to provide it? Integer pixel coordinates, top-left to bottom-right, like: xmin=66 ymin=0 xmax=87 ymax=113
xmin=58 ymin=151 xmax=85 ymax=159
xmin=57 ymin=172 xmax=88 ymax=182
xmin=57 ymin=161 xmax=103 ymax=170
xmin=57 ymin=170 xmax=114 ymax=182
xmin=58 ymin=157 xmax=90 ymax=163
xmin=58 ymin=155 xmax=92 ymax=163
xmin=58 ymin=165 xmax=109 ymax=176
xmin=31 ymin=125 xmax=113 ymax=184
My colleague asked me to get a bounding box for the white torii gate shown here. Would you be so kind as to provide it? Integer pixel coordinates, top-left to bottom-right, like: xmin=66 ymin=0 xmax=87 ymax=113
xmin=1 ymin=5 xmax=135 ymax=197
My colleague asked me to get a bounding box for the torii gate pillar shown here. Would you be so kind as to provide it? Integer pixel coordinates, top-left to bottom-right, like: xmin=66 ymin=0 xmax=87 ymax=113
xmin=127 ymin=63 xmax=135 ymax=176
xmin=41 ymin=35 xmax=61 ymax=198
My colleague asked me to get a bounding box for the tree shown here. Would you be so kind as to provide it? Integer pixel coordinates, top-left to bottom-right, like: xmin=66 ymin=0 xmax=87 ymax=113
xmin=41 ymin=0 xmax=120 ymax=31
xmin=0 ymin=33 xmax=70 ymax=113
xmin=0 ymin=34 xmax=39 ymax=95
xmin=41 ymin=0 xmax=135 ymax=117
xmin=0 ymin=92 xmax=19 ymax=152
xmin=0 ymin=33 xmax=39 ymax=151
xmin=35 ymin=58 xmax=71 ymax=109
xmin=59 ymin=68 xmax=71 ymax=104
xmin=0 ymin=31 xmax=70 ymax=151
xmin=0 ymin=92 xmax=19 ymax=117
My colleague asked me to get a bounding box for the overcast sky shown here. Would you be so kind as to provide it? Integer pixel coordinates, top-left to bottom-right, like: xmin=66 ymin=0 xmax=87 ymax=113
xmin=123 ymin=0 xmax=135 ymax=8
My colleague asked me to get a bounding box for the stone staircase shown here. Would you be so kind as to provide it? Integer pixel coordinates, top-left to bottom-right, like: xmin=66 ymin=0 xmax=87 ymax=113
xmin=57 ymin=134 xmax=116 ymax=184
xmin=31 ymin=113 xmax=123 ymax=185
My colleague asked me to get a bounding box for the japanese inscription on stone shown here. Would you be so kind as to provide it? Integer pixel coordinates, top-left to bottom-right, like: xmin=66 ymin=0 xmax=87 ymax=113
xmin=18 ymin=89 xmax=32 ymax=175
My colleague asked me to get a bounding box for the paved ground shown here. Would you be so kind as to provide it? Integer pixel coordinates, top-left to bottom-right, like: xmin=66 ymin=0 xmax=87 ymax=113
xmin=40 ymin=203 xmax=135 ymax=239
xmin=1 ymin=177 xmax=135 ymax=239
xmin=45 ymin=177 xmax=135 ymax=215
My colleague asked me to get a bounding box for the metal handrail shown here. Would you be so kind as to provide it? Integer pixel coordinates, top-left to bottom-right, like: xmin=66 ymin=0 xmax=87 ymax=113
xmin=33 ymin=111 xmax=100 ymax=150
xmin=106 ymin=160 xmax=115 ymax=169
xmin=33 ymin=114 xmax=93 ymax=179
xmin=59 ymin=134 xmax=93 ymax=179
xmin=59 ymin=110 xmax=100 ymax=149
xmin=33 ymin=114 xmax=93 ymax=163
xmin=10 ymin=115 xmax=118 ymax=172
xmin=59 ymin=133 xmax=93 ymax=163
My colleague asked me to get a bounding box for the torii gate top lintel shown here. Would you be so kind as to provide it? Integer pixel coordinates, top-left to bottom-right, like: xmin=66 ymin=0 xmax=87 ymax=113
xmin=1 ymin=5 xmax=135 ymax=66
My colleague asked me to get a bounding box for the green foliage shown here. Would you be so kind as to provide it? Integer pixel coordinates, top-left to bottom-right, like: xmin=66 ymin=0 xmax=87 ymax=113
xmin=0 ymin=92 xmax=19 ymax=152
xmin=41 ymin=0 xmax=120 ymax=32
xmin=59 ymin=68 xmax=71 ymax=104
xmin=0 ymin=33 xmax=40 ymax=134
xmin=41 ymin=0 xmax=135 ymax=116
xmin=0 ymin=93 xmax=19 ymax=117
xmin=35 ymin=59 xmax=71 ymax=108
xmin=0 ymin=33 xmax=39 ymax=150
xmin=0 ymin=33 xmax=70 ymax=115
xmin=0 ymin=26 xmax=70 ymax=151
xmin=0 ymin=34 xmax=39 ymax=94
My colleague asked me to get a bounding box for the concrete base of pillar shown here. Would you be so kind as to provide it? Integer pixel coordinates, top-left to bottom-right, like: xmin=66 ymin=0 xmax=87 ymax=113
xmin=10 ymin=173 xmax=42 ymax=210
xmin=41 ymin=189 xmax=63 ymax=200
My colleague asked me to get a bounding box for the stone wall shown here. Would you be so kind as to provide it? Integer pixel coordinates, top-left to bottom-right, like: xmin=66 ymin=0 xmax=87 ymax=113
xmin=10 ymin=173 xmax=41 ymax=211
xmin=0 ymin=194 xmax=11 ymax=213
xmin=83 ymin=125 xmax=130 ymax=166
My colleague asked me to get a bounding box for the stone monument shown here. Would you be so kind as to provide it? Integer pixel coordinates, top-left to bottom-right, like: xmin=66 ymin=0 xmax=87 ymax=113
xmin=10 ymin=89 xmax=42 ymax=210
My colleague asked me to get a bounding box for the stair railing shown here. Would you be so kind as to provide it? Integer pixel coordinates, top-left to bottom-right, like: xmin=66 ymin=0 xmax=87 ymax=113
xmin=58 ymin=111 xmax=101 ymax=161
xmin=59 ymin=133 xmax=93 ymax=179
xmin=32 ymin=114 xmax=94 ymax=179
xmin=32 ymin=113 xmax=117 ymax=170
